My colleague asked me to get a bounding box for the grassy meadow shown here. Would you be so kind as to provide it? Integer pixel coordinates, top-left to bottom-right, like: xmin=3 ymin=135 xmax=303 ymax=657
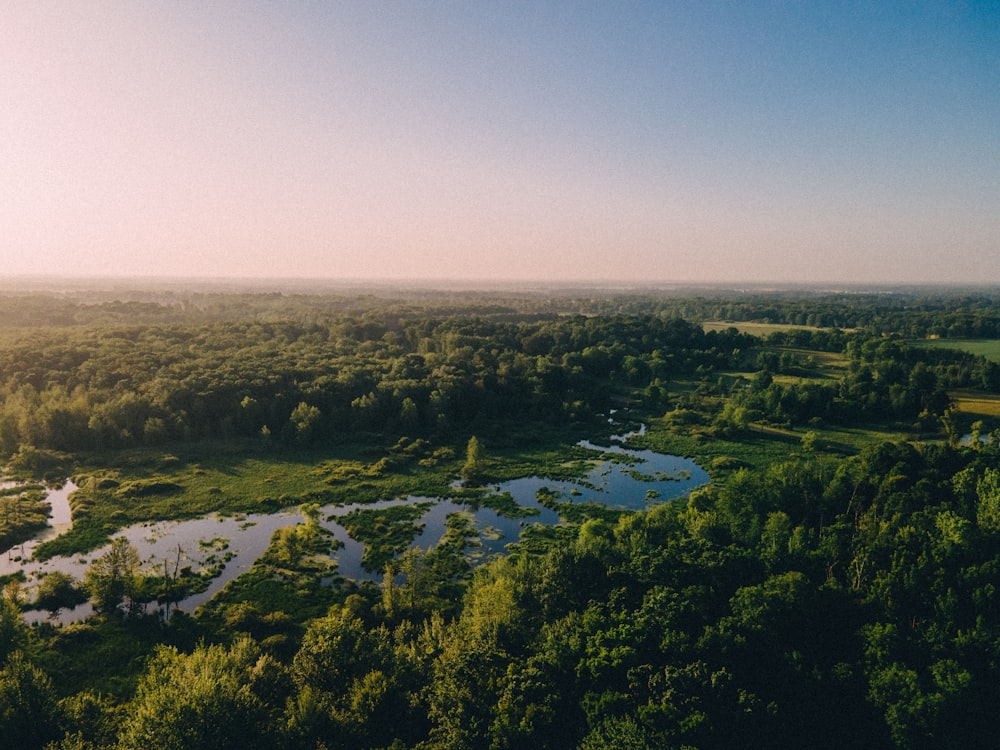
xmin=913 ymin=337 xmax=1000 ymax=362
xmin=948 ymin=390 xmax=1000 ymax=431
xmin=701 ymin=321 xmax=827 ymax=336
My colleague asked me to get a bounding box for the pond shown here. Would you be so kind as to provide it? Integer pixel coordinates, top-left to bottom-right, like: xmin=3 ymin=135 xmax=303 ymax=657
xmin=1 ymin=479 xmax=76 ymax=561
xmin=4 ymin=431 xmax=708 ymax=624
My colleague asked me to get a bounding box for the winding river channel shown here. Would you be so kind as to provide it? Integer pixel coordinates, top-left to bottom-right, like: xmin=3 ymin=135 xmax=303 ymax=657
xmin=3 ymin=431 xmax=708 ymax=624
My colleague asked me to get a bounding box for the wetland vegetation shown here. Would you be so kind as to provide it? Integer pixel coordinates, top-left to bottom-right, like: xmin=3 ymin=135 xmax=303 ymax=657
xmin=3 ymin=282 xmax=1000 ymax=748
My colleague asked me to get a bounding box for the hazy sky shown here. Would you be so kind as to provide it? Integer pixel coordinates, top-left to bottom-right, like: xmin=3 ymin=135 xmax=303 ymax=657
xmin=3 ymin=2 xmax=999 ymax=285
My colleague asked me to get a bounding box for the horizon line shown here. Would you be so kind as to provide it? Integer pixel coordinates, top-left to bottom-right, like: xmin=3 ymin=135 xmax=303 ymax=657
xmin=1 ymin=273 xmax=999 ymax=293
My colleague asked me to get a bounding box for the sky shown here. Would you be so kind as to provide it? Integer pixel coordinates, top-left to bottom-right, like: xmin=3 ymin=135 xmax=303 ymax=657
xmin=2 ymin=1 xmax=999 ymax=285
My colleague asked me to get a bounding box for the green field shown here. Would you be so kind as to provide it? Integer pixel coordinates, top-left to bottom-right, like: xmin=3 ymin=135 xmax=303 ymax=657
xmin=913 ymin=338 xmax=1000 ymax=362
xmin=950 ymin=389 xmax=1000 ymax=428
xmin=702 ymin=320 xmax=825 ymax=336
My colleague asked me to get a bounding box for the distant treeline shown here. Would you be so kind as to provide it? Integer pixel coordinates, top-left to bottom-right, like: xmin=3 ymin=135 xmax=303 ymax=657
xmin=3 ymin=285 xmax=1000 ymax=337
xmin=4 ymin=287 xmax=1000 ymax=457
xmin=0 ymin=313 xmax=750 ymax=455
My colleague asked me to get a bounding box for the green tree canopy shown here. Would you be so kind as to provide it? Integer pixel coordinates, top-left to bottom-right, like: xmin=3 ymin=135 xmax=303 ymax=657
xmin=118 ymin=638 xmax=290 ymax=750
xmin=462 ymin=435 xmax=484 ymax=486
xmin=83 ymin=537 xmax=142 ymax=617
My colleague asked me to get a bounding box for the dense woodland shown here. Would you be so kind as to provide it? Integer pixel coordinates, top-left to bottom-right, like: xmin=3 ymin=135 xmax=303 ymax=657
xmin=2 ymin=284 xmax=1000 ymax=749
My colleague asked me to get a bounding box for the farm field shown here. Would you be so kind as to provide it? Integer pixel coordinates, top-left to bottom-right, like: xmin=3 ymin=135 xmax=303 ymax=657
xmin=913 ymin=337 xmax=1000 ymax=362
xmin=949 ymin=389 xmax=1000 ymax=429
xmin=702 ymin=320 xmax=827 ymax=336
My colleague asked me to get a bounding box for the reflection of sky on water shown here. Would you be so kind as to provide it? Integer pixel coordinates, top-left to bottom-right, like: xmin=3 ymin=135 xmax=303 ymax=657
xmin=6 ymin=433 xmax=707 ymax=624
xmin=1 ymin=481 xmax=77 ymax=570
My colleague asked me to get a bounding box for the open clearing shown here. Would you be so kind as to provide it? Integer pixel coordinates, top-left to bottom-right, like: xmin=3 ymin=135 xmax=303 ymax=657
xmin=913 ymin=338 xmax=1000 ymax=362
xmin=702 ymin=321 xmax=827 ymax=336
xmin=950 ymin=390 xmax=1000 ymax=427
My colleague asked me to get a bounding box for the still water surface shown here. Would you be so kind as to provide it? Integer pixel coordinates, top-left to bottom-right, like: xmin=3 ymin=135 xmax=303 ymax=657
xmin=4 ymin=433 xmax=707 ymax=623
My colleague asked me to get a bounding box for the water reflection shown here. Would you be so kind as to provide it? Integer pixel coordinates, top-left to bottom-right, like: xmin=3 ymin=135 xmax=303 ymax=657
xmin=5 ymin=433 xmax=707 ymax=624
xmin=1 ymin=480 xmax=76 ymax=565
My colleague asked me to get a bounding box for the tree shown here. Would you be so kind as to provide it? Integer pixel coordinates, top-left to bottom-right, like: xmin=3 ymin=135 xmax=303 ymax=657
xmin=982 ymin=361 xmax=1000 ymax=392
xmin=118 ymin=638 xmax=290 ymax=750
xmin=801 ymin=430 xmax=819 ymax=455
xmin=976 ymin=467 xmax=1000 ymax=533
xmin=289 ymin=606 xmax=404 ymax=747
xmin=579 ymin=715 xmax=660 ymax=749
xmin=291 ymin=606 xmax=393 ymax=695
xmin=0 ymin=651 xmax=60 ymax=749
xmin=0 ymin=586 xmax=26 ymax=663
xmin=289 ymin=402 xmax=322 ymax=445
xmin=400 ymin=396 xmax=420 ymax=433
xmin=83 ymin=537 xmax=142 ymax=617
xmin=462 ymin=435 xmax=484 ymax=486
xmin=34 ymin=571 xmax=86 ymax=618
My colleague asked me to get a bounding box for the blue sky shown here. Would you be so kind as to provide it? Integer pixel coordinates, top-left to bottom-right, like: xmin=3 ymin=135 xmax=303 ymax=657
xmin=2 ymin=1 xmax=998 ymax=284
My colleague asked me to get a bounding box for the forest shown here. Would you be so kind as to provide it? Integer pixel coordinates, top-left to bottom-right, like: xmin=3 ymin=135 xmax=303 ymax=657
xmin=2 ymin=282 xmax=1000 ymax=749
